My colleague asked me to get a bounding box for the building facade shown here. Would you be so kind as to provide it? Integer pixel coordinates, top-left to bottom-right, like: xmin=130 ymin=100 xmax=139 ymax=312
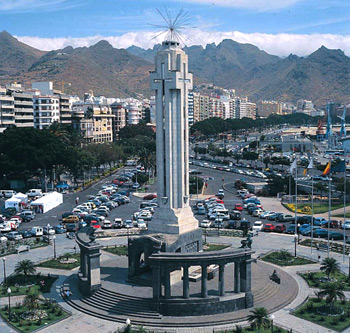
xmin=33 ymin=96 xmax=60 ymax=129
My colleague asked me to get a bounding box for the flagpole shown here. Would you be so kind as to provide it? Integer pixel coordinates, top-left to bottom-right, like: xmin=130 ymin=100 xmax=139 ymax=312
xmin=294 ymin=160 xmax=298 ymax=257
xmin=327 ymin=165 xmax=331 ymax=258
xmin=311 ymin=156 xmax=314 ymax=255
xmin=343 ymin=168 xmax=346 ymax=262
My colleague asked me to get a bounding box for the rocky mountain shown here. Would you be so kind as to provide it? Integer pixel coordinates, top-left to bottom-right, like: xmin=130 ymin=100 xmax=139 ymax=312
xmin=0 ymin=30 xmax=350 ymax=104
xmin=0 ymin=30 xmax=45 ymax=76
xmin=128 ymin=40 xmax=350 ymax=105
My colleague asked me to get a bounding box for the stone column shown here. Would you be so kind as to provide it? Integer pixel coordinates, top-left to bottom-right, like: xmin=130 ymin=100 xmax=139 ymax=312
xmin=87 ymin=249 xmax=102 ymax=293
xmin=240 ymin=259 xmax=252 ymax=292
xmin=80 ymin=250 xmax=86 ymax=277
xmin=183 ymin=265 xmax=189 ymax=299
xmin=201 ymin=265 xmax=208 ymax=298
xmin=218 ymin=264 xmax=225 ymax=296
xmin=234 ymin=262 xmax=241 ymax=293
xmin=164 ymin=267 xmax=171 ymax=299
xmin=152 ymin=265 xmax=161 ymax=299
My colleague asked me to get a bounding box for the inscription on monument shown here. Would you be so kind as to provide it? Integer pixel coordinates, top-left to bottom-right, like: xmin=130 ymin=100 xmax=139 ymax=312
xmin=185 ymin=241 xmax=198 ymax=253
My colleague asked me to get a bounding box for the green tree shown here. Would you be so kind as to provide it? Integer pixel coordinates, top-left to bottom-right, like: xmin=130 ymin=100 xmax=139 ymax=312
xmin=320 ymin=257 xmax=340 ymax=280
xmin=232 ymin=325 xmax=243 ymax=333
xmin=232 ymin=153 xmax=242 ymax=164
xmin=14 ymin=260 xmax=36 ymax=283
xmin=247 ymin=307 xmax=270 ymax=333
xmin=119 ymin=123 xmax=155 ymax=140
xmin=242 ymin=151 xmax=259 ymax=164
xmin=23 ymin=293 xmax=41 ymax=311
xmin=318 ymin=283 xmax=345 ymax=311
xmin=138 ymin=147 xmax=155 ymax=178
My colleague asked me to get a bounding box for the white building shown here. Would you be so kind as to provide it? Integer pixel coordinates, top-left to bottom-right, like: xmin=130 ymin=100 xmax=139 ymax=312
xmin=33 ymin=96 xmax=60 ymax=129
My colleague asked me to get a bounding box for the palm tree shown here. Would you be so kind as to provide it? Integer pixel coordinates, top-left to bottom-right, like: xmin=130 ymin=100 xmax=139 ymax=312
xmin=14 ymin=260 xmax=36 ymax=283
xmin=318 ymin=283 xmax=345 ymax=311
xmin=23 ymin=293 xmax=41 ymax=311
xmin=138 ymin=147 xmax=155 ymax=180
xmin=320 ymin=257 xmax=340 ymax=280
xmin=232 ymin=325 xmax=243 ymax=333
xmin=247 ymin=307 xmax=270 ymax=333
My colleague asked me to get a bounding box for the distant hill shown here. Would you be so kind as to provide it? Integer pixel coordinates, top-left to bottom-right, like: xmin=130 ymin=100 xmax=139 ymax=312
xmin=1 ymin=31 xmax=350 ymax=104
xmin=128 ymin=40 xmax=350 ymax=105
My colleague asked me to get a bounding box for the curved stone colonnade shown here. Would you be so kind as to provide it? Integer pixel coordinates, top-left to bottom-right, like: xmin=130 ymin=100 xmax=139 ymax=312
xmin=148 ymin=248 xmax=254 ymax=316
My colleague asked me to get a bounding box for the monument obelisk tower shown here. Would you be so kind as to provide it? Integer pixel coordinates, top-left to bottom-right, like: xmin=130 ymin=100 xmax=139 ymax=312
xmin=149 ymin=40 xmax=199 ymax=236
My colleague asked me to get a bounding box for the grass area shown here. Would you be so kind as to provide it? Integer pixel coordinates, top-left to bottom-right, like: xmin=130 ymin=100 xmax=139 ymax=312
xmin=203 ymin=243 xmax=230 ymax=252
xmin=36 ymin=253 xmax=80 ymax=270
xmin=294 ymin=298 xmax=350 ymax=332
xmin=0 ymin=240 xmax=48 ymax=257
xmin=300 ymin=239 xmax=350 ymax=255
xmin=0 ymin=275 xmax=57 ymax=297
xmin=103 ymin=245 xmax=128 ymax=256
xmin=284 ymin=202 xmax=347 ymax=215
xmin=261 ymin=250 xmax=316 ymax=266
xmin=0 ymin=302 xmax=69 ymax=332
xmin=300 ymin=270 xmax=350 ymax=291
xmin=335 ymin=213 xmax=350 ymax=218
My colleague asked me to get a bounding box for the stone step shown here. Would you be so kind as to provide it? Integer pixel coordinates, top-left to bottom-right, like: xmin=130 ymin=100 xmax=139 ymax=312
xmin=98 ymin=287 xmax=151 ymax=301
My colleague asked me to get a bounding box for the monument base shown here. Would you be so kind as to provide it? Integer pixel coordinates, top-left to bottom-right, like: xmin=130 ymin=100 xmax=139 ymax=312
xmin=128 ymin=228 xmax=203 ymax=281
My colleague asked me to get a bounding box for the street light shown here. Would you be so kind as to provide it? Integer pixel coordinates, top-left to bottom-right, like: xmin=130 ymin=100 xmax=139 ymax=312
xmin=348 ymin=253 xmax=350 ymax=279
xmin=2 ymin=257 xmax=6 ymax=284
xmin=269 ymin=314 xmax=275 ymax=333
xmin=7 ymin=287 xmax=11 ymax=321
xmin=294 ymin=234 xmax=298 ymax=257
xmin=53 ymin=235 xmax=57 ymax=259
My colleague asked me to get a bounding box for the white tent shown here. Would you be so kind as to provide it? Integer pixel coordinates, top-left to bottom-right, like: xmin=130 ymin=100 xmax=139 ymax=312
xmin=14 ymin=192 xmax=28 ymax=204
xmin=5 ymin=197 xmax=21 ymax=211
xmin=30 ymin=191 xmax=63 ymax=214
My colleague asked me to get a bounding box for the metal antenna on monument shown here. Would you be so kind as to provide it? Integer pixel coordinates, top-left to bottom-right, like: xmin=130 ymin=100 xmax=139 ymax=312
xmin=149 ymin=7 xmax=193 ymax=45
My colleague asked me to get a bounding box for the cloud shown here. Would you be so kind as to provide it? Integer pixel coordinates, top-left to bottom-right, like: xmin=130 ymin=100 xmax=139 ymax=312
xmin=0 ymin=0 xmax=82 ymax=12
xmin=16 ymin=30 xmax=350 ymax=57
xmin=177 ymin=0 xmax=303 ymax=10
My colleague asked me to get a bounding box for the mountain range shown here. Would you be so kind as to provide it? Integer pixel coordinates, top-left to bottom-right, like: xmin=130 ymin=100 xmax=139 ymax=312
xmin=1 ymin=30 xmax=350 ymax=105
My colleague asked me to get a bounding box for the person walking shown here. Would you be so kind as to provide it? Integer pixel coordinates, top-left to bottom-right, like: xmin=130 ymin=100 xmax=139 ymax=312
xmin=75 ymin=197 xmax=79 ymax=205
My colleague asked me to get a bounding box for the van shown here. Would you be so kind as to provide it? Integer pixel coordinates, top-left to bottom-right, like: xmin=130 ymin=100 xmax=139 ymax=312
xmin=20 ymin=210 xmax=35 ymax=221
xmin=30 ymin=227 xmax=43 ymax=236
xmin=4 ymin=190 xmax=16 ymax=198
xmin=26 ymin=189 xmax=43 ymax=198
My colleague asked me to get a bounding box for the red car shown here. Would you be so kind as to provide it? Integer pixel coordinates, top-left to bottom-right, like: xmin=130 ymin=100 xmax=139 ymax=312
xmin=262 ymin=224 xmax=275 ymax=232
xmin=143 ymin=193 xmax=157 ymax=200
xmin=235 ymin=203 xmax=243 ymax=211
xmin=112 ymin=179 xmax=124 ymax=186
xmin=91 ymin=221 xmax=101 ymax=229
xmin=274 ymin=224 xmax=286 ymax=233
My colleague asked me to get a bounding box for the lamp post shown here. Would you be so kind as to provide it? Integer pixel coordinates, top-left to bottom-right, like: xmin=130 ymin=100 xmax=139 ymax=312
xmin=294 ymin=234 xmax=298 ymax=257
xmin=348 ymin=253 xmax=350 ymax=279
xmin=2 ymin=257 xmax=6 ymax=284
xmin=269 ymin=314 xmax=275 ymax=333
xmin=53 ymin=235 xmax=56 ymax=259
xmin=7 ymin=287 xmax=11 ymax=321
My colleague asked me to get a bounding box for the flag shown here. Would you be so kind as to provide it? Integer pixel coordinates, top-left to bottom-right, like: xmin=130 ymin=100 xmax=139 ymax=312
xmin=331 ymin=160 xmax=346 ymax=173
xmin=303 ymin=158 xmax=314 ymax=176
xmin=290 ymin=159 xmax=297 ymax=174
xmin=322 ymin=162 xmax=331 ymax=176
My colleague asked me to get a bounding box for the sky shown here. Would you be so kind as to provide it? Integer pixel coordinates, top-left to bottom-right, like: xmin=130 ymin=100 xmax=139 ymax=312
xmin=2 ymin=0 xmax=350 ymax=57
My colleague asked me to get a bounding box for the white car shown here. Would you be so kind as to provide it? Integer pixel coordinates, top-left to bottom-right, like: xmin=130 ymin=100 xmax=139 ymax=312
xmin=137 ymin=220 xmax=147 ymax=229
xmin=260 ymin=211 xmax=275 ymax=219
xmin=252 ymin=209 xmax=264 ymax=217
xmin=252 ymin=221 xmax=264 ymax=231
xmin=0 ymin=235 xmax=7 ymax=243
xmin=200 ymin=220 xmax=212 ymax=228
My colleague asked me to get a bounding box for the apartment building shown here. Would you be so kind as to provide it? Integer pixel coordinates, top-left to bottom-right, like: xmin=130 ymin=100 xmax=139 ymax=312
xmin=58 ymin=94 xmax=72 ymax=125
xmin=0 ymin=87 xmax=15 ymax=130
xmin=111 ymin=102 xmax=127 ymax=140
xmin=33 ymin=96 xmax=60 ymax=129
xmin=257 ymin=100 xmax=282 ymax=117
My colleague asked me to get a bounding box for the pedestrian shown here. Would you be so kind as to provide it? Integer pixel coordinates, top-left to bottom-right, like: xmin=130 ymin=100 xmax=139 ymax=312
xmin=75 ymin=197 xmax=79 ymax=205
xmin=318 ymin=255 xmax=321 ymax=262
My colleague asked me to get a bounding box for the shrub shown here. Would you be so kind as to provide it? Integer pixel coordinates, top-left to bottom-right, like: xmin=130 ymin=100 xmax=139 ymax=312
xmin=340 ymin=314 xmax=346 ymax=322
xmin=299 ymin=309 xmax=304 ymax=314
xmin=331 ymin=318 xmax=338 ymax=325
xmin=319 ymin=316 xmax=325 ymax=322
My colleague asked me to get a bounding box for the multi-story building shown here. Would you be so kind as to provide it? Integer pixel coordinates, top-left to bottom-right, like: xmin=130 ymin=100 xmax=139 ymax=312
xmin=0 ymin=87 xmax=15 ymax=130
xmin=296 ymin=99 xmax=314 ymax=115
xmin=257 ymin=100 xmax=282 ymax=117
xmin=239 ymin=100 xmax=256 ymax=119
xmin=111 ymin=102 xmax=127 ymax=140
xmin=57 ymin=94 xmax=72 ymax=125
xmin=33 ymin=96 xmax=60 ymax=129
xmin=127 ymin=103 xmax=141 ymax=125
xmin=5 ymin=84 xmax=34 ymax=128
xmin=72 ymin=103 xmax=114 ymax=143
xmin=188 ymin=92 xmax=194 ymax=126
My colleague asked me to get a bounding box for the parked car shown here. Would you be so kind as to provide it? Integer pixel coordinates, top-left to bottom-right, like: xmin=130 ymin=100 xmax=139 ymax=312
xmin=260 ymin=211 xmax=276 ymax=219
xmin=278 ymin=214 xmax=294 ymax=222
xmin=300 ymin=226 xmax=321 ymax=236
xmin=114 ymin=218 xmax=124 ymax=228
xmin=65 ymin=223 xmax=78 ymax=232
xmin=229 ymin=210 xmax=241 ymax=220
xmin=268 ymin=213 xmax=283 ymax=221
xmin=30 ymin=226 xmax=43 ymax=236
xmin=19 ymin=230 xmax=33 ymax=239
xmin=6 ymin=231 xmax=23 ymax=241
xmin=196 ymin=207 xmax=206 ymax=215
xmin=342 ymin=221 xmax=350 ymax=230
xmin=125 ymin=220 xmax=133 ymax=228
xmin=26 ymin=189 xmax=43 ymax=198
xmin=43 ymin=226 xmax=55 ymax=235
xmin=252 ymin=208 xmax=264 ymax=217
xmin=314 ymin=217 xmax=327 ymax=226
xmin=262 ymin=224 xmax=275 ymax=232
xmin=234 ymin=203 xmax=243 ymax=211
xmin=252 ymin=221 xmax=263 ymax=232
xmin=19 ymin=210 xmax=35 ymax=221
xmin=274 ymin=224 xmax=286 ymax=233
xmin=137 ymin=220 xmax=147 ymax=229
xmin=321 ymin=220 xmax=340 ymax=229
xmin=285 ymin=224 xmax=297 ymax=234
xmin=4 ymin=190 xmax=16 ymax=198
xmin=314 ymin=229 xmax=328 ymax=238
xmin=102 ymin=220 xmax=113 ymax=229
xmin=329 ymin=231 xmax=346 ymax=240
xmin=55 ymin=225 xmax=66 ymax=234
xmin=143 ymin=194 xmax=157 ymax=200
xmin=200 ymin=220 xmax=212 ymax=228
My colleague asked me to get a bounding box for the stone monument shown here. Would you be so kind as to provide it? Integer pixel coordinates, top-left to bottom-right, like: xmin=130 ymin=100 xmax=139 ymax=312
xmin=128 ymin=39 xmax=203 ymax=279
